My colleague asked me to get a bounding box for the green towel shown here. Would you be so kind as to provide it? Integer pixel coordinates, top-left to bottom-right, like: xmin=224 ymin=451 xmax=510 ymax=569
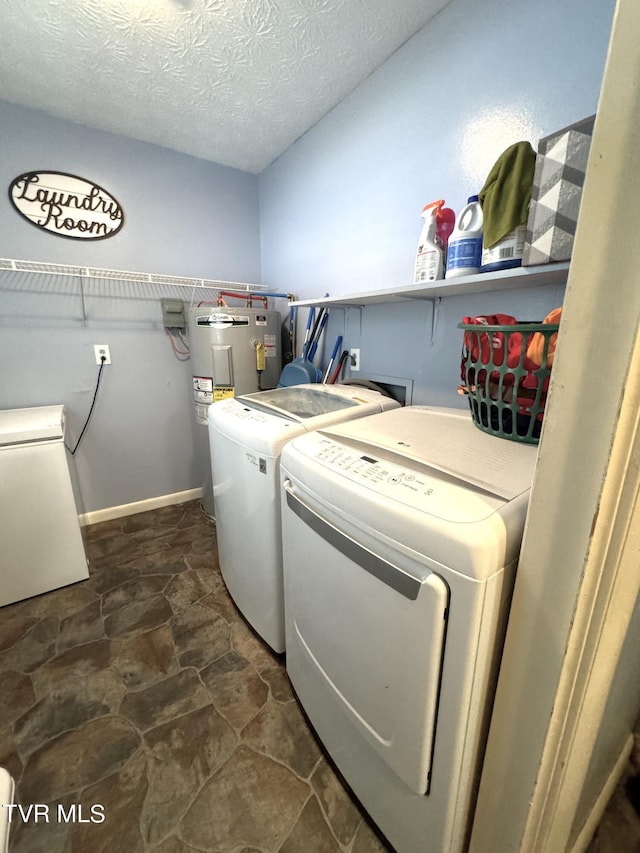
xmin=479 ymin=141 xmax=536 ymax=248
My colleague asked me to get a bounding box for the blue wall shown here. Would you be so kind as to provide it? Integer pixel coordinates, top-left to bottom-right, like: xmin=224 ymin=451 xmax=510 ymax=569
xmin=0 ymin=102 xmax=261 ymax=514
xmin=259 ymin=0 xmax=615 ymax=405
xmin=0 ymin=102 xmax=261 ymax=280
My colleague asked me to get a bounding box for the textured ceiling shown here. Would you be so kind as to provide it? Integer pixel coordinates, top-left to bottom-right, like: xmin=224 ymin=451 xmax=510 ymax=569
xmin=0 ymin=0 xmax=450 ymax=174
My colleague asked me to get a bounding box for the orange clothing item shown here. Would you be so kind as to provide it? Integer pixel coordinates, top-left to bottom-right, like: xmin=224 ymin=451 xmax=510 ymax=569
xmin=526 ymin=307 xmax=562 ymax=368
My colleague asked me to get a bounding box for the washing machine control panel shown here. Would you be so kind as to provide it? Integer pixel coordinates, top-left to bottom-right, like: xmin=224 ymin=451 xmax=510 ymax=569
xmin=232 ymin=405 xmax=270 ymax=423
xmin=215 ymin=398 xmax=294 ymax=426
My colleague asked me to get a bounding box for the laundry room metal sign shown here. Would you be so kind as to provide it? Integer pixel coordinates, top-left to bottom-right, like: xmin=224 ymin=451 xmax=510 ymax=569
xmin=8 ymin=171 xmax=124 ymax=240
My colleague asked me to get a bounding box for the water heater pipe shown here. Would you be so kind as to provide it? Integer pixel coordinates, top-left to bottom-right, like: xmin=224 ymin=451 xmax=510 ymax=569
xmin=198 ymin=290 xmax=294 ymax=307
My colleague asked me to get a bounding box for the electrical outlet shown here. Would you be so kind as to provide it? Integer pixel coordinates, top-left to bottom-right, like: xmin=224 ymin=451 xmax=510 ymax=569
xmin=350 ymin=348 xmax=360 ymax=371
xmin=94 ymin=345 xmax=111 ymax=365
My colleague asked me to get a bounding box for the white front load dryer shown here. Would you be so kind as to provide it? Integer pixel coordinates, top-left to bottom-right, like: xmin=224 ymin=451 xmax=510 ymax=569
xmin=207 ymin=383 xmax=399 ymax=653
xmin=280 ymin=406 xmax=538 ymax=852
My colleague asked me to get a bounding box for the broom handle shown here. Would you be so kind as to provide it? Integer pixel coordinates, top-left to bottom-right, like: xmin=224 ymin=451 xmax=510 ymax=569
xmin=322 ymin=335 xmax=343 ymax=383
xmin=302 ymin=307 xmax=315 ymax=357
xmin=309 ymin=310 xmax=329 ymax=362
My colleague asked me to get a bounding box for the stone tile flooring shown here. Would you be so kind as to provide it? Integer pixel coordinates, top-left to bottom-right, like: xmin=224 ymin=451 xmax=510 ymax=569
xmin=1 ymin=501 xmax=390 ymax=853
xmin=0 ymin=499 xmax=637 ymax=852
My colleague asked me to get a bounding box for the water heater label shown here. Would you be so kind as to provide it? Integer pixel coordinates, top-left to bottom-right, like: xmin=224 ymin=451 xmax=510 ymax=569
xmin=264 ymin=334 xmax=277 ymax=357
xmin=196 ymin=314 xmax=249 ymax=328
xmin=193 ymin=376 xmax=213 ymax=397
xmin=194 ymin=403 xmax=210 ymax=425
xmin=214 ymin=386 xmax=235 ymax=401
xmin=193 ymin=377 xmax=214 ymax=424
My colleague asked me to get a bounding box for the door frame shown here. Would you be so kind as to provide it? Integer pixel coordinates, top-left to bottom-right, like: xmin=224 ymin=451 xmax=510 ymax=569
xmin=469 ymin=0 xmax=640 ymax=849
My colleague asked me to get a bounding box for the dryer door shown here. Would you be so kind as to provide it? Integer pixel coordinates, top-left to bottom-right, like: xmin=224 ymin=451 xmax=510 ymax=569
xmin=283 ymin=479 xmax=449 ymax=796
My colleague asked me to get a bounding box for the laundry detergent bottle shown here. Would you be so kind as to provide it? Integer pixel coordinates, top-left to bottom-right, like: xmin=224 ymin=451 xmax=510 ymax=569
xmin=414 ymin=200 xmax=445 ymax=284
xmin=445 ymin=195 xmax=483 ymax=278
xmin=480 ymin=225 xmax=527 ymax=272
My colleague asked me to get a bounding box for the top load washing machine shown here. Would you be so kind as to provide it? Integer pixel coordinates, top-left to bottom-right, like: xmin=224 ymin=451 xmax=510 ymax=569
xmin=207 ymin=383 xmax=400 ymax=652
xmin=279 ymin=406 xmax=538 ymax=852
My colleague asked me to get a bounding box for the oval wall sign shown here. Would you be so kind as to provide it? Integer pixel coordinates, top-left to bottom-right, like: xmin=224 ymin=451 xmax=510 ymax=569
xmin=8 ymin=171 xmax=124 ymax=241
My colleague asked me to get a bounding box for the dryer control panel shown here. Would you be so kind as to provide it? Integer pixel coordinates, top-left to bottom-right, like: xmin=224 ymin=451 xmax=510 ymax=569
xmin=302 ymin=435 xmax=505 ymax=522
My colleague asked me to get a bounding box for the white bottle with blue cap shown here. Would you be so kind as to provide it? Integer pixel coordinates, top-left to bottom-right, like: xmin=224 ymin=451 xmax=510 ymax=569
xmin=445 ymin=195 xmax=483 ymax=278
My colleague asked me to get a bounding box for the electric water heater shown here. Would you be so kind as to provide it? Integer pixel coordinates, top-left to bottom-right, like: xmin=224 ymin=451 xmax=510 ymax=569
xmin=188 ymin=305 xmax=283 ymax=518
xmin=188 ymin=306 xmax=282 ymax=426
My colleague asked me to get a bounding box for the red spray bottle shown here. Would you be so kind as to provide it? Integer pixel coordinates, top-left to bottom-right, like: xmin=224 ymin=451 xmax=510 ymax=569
xmin=413 ymin=199 xmax=455 ymax=283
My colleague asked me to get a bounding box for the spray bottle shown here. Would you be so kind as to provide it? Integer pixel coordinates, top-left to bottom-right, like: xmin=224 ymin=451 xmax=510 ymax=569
xmin=436 ymin=205 xmax=456 ymax=255
xmin=414 ymin=200 xmax=447 ymax=284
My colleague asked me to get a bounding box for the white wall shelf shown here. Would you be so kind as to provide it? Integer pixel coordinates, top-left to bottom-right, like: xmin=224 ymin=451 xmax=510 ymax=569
xmin=289 ymin=261 xmax=570 ymax=307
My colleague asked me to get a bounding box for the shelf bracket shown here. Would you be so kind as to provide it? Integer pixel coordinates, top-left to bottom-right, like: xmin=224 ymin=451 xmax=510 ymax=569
xmin=78 ymin=275 xmax=88 ymax=325
xmin=429 ymin=297 xmax=441 ymax=346
xmin=345 ymin=305 xmax=363 ymax=338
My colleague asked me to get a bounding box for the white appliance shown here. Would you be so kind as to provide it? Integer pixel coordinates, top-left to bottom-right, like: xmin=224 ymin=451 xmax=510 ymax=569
xmin=207 ymin=383 xmax=400 ymax=653
xmin=0 ymin=405 xmax=89 ymax=607
xmin=280 ymin=406 xmax=538 ymax=852
xmin=189 ymin=305 xmax=282 ymax=426
xmin=188 ymin=305 xmax=283 ymax=517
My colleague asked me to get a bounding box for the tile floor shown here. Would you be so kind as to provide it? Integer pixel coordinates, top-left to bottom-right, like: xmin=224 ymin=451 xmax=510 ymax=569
xmin=1 ymin=501 xmax=390 ymax=853
xmin=0 ymin=500 xmax=637 ymax=852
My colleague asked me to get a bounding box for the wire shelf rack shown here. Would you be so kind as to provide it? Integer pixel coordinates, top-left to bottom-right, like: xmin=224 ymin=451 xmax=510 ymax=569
xmin=0 ymin=257 xmax=267 ymax=292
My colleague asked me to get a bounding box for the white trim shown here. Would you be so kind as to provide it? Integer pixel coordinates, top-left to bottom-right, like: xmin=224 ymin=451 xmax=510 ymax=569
xmin=529 ymin=336 xmax=640 ymax=849
xmin=569 ymin=736 xmax=634 ymax=853
xmin=78 ymin=488 xmax=203 ymax=526
xmin=519 ymin=0 xmax=640 ymax=846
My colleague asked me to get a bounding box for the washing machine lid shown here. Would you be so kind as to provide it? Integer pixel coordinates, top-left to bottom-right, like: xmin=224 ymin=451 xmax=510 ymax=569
xmin=237 ymin=384 xmax=388 ymax=421
xmin=0 ymin=405 xmax=65 ymax=446
xmin=209 ymin=384 xmax=398 ymax=457
xmin=322 ymin=406 xmax=537 ymax=502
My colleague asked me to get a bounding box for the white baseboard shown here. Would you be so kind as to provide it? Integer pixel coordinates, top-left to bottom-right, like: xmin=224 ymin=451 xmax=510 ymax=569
xmin=78 ymin=488 xmax=203 ymax=527
xmin=569 ymin=734 xmax=634 ymax=853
